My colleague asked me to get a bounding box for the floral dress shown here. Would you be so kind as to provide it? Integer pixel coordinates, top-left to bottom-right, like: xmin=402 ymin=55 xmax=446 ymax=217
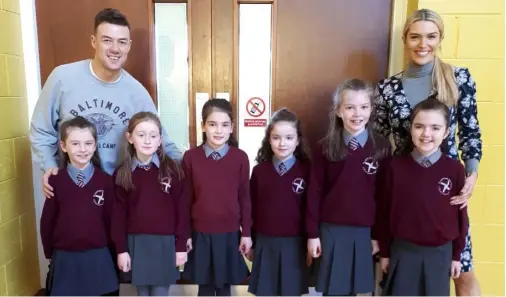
xmin=373 ymin=66 xmax=482 ymax=272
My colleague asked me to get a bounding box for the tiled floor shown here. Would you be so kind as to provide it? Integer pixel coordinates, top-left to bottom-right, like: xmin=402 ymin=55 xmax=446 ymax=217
xmin=119 ymin=284 xmax=322 ymax=296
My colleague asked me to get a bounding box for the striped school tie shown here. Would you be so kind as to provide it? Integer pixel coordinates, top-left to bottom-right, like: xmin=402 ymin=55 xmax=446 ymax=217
xmin=349 ymin=137 xmax=359 ymax=151
xmin=278 ymin=162 xmax=287 ymax=176
xmin=138 ymin=164 xmax=151 ymax=171
xmin=210 ymin=151 xmax=221 ymax=160
xmin=421 ymin=158 xmax=432 ymax=168
xmin=76 ymin=171 xmax=85 ymax=188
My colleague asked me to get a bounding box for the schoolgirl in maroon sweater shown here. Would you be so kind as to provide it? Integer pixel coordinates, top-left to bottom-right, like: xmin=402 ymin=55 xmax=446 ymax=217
xmin=376 ymin=97 xmax=468 ymax=296
xmin=181 ymin=99 xmax=251 ymax=296
xmin=111 ymin=112 xmax=189 ymax=296
xmin=40 ymin=116 xmax=118 ymax=296
xmin=306 ymin=79 xmax=391 ymax=296
xmin=247 ymin=108 xmax=312 ymax=296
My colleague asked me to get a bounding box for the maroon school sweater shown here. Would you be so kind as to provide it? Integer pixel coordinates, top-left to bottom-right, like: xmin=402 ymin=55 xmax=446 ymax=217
xmin=182 ymin=145 xmax=251 ymax=236
xmin=40 ymin=167 xmax=114 ymax=259
xmin=306 ymin=137 xmax=391 ymax=238
xmin=251 ymin=159 xmax=310 ymax=239
xmin=111 ymin=166 xmax=190 ymax=253
xmin=376 ymin=155 xmax=468 ymax=261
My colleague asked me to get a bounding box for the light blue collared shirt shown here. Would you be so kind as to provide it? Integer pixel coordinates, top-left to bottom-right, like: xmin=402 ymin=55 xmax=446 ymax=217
xmin=411 ymin=149 xmax=442 ymax=167
xmin=343 ymin=129 xmax=368 ymax=148
xmin=203 ymin=143 xmax=230 ymax=160
xmin=67 ymin=162 xmax=95 ymax=186
xmin=273 ymin=155 xmax=296 ymax=175
xmin=131 ymin=154 xmax=160 ymax=172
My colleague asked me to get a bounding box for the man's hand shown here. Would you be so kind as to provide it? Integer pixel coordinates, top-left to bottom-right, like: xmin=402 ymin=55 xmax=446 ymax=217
xmin=43 ymin=168 xmax=58 ymax=198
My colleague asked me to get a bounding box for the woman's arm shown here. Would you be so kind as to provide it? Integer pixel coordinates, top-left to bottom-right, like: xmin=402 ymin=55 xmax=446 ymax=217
xmin=456 ymin=67 xmax=483 ymax=174
xmin=450 ymin=68 xmax=482 ymax=206
xmin=373 ymin=85 xmax=392 ymax=139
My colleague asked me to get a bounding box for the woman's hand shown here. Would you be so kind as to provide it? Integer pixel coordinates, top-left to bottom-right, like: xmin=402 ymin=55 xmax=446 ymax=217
xmin=451 ymin=260 xmax=462 ymax=279
xmin=450 ymin=172 xmax=477 ymax=209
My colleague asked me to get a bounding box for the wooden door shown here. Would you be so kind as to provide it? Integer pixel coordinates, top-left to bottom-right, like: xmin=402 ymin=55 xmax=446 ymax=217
xmin=187 ymin=0 xmax=391 ymax=151
xmin=35 ymin=0 xmax=391 ymax=150
xmin=273 ymin=0 xmax=391 ymax=145
xmin=35 ymin=0 xmax=157 ymax=100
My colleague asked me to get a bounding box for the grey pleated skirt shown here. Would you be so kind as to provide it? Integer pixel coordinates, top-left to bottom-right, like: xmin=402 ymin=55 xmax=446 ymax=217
xmin=127 ymin=234 xmax=179 ymax=286
xmin=381 ymin=239 xmax=452 ymax=296
xmin=315 ymin=224 xmax=374 ymax=295
xmin=182 ymin=230 xmax=249 ymax=287
xmin=47 ymin=247 xmax=118 ymax=296
xmin=248 ymin=235 xmax=309 ymax=296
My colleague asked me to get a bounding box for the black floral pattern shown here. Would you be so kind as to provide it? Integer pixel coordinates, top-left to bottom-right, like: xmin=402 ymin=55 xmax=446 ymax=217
xmin=373 ymin=66 xmax=482 ymax=272
xmin=373 ymin=67 xmax=482 ymax=162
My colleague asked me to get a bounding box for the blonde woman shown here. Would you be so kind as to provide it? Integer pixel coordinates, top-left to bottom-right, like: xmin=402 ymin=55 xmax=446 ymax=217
xmin=373 ymin=8 xmax=481 ymax=296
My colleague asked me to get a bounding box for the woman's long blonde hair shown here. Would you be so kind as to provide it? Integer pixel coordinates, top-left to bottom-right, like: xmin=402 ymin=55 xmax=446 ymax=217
xmin=403 ymin=9 xmax=459 ymax=106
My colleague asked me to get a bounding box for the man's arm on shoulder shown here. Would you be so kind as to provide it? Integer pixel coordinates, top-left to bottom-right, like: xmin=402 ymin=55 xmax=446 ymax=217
xmin=29 ymin=68 xmax=63 ymax=172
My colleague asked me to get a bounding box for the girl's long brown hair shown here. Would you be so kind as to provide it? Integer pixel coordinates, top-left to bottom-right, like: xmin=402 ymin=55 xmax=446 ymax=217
xmin=115 ymin=112 xmax=184 ymax=191
xmin=59 ymin=116 xmax=102 ymax=169
xmin=255 ymin=108 xmax=311 ymax=164
xmin=201 ymin=98 xmax=238 ymax=147
xmin=320 ymin=78 xmax=388 ymax=162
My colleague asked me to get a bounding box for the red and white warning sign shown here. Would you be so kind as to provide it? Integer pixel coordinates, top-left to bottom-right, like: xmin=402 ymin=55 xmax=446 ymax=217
xmin=246 ymin=97 xmax=266 ymax=117
xmin=244 ymin=97 xmax=267 ymax=127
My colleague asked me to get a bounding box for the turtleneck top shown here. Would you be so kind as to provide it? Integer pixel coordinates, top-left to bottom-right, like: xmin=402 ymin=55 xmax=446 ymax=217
xmin=401 ymin=60 xmax=434 ymax=107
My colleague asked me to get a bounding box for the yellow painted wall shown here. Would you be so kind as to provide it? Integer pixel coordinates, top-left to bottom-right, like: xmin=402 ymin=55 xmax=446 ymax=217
xmin=409 ymin=0 xmax=504 ymax=296
xmin=0 ymin=0 xmax=41 ymax=295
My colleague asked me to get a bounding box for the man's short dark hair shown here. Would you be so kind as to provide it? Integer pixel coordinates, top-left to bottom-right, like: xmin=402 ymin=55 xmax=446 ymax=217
xmin=94 ymin=8 xmax=131 ymax=32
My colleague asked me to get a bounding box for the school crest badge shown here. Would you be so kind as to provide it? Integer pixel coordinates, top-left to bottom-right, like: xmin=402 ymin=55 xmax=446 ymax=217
xmin=362 ymin=157 xmax=378 ymax=175
xmin=161 ymin=177 xmax=172 ymax=193
xmin=93 ymin=190 xmax=105 ymax=206
xmin=438 ymin=177 xmax=452 ymax=196
xmin=292 ymin=178 xmax=306 ymax=194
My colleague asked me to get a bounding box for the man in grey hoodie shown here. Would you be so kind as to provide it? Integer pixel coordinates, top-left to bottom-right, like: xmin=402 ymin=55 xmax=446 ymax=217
xmin=30 ymin=8 xmax=182 ymax=198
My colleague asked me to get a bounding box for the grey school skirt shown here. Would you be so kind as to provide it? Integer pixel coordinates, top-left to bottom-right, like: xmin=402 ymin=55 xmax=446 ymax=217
xmin=182 ymin=230 xmax=249 ymax=287
xmin=248 ymin=235 xmax=309 ymax=296
xmin=47 ymin=247 xmax=118 ymax=296
xmin=315 ymin=224 xmax=374 ymax=295
xmin=127 ymin=234 xmax=179 ymax=286
xmin=381 ymin=239 xmax=452 ymax=296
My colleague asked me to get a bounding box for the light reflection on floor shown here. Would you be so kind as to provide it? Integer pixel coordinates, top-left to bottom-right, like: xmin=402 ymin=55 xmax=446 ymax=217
xmin=119 ymin=284 xmax=322 ymax=296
